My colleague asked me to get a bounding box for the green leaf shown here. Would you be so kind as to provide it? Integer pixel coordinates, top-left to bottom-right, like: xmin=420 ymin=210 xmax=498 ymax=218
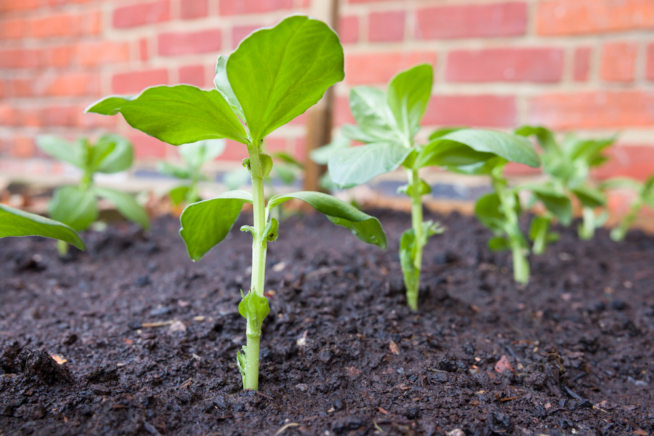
xmin=474 ymin=193 xmax=505 ymax=233
xmin=398 ymin=179 xmax=432 ymax=197
xmin=227 ymin=15 xmax=344 ymax=141
xmin=0 ymin=204 xmax=85 ymax=250
xmin=414 ymin=140 xmax=496 ymax=169
xmin=238 ymin=290 xmax=270 ymax=334
xmin=264 ymin=217 xmax=279 ymax=242
xmin=94 ymin=187 xmax=150 ymax=229
xmin=348 ymin=87 xmax=395 ymax=142
xmin=93 ymin=134 xmax=134 ymax=173
xmin=179 ymin=190 xmax=253 ymax=261
xmin=169 ymin=185 xmax=191 ymax=206
xmin=86 ymin=85 xmax=249 ymax=145
xmin=36 ymin=135 xmax=85 ymax=169
xmin=514 ymin=125 xmax=557 ymax=152
xmin=571 ymin=186 xmax=606 ymax=208
xmin=271 ymin=151 xmax=304 ymax=169
xmin=488 ymin=236 xmax=510 ymax=251
xmin=237 ymin=346 xmax=247 ymax=388
xmin=566 ymin=137 xmax=615 ymax=163
xmin=428 ymin=127 xmax=466 ymax=140
xmin=224 ymin=167 xmax=251 ymax=190
xmin=518 ymin=183 xmax=572 ymax=226
xmin=157 ymin=162 xmax=191 ymax=179
xmin=399 ymin=228 xmax=419 ymax=307
xmin=417 ymin=129 xmax=540 ymax=170
xmin=214 ymin=55 xmax=245 ymax=122
xmin=310 ymin=136 xmax=351 ymax=165
xmin=529 ymin=215 xmax=551 ymax=255
xmin=600 ymin=177 xmax=642 ymax=192
xmin=386 ymin=64 xmax=433 ymax=141
xmin=267 ymin=191 xmax=386 ymax=249
xmin=328 ymin=143 xmax=412 ymax=189
xmin=179 ymin=139 xmax=226 ymax=168
xmin=260 ymin=153 xmax=273 ymax=177
xmin=272 ymin=164 xmax=296 ymax=185
xmin=49 ymin=186 xmax=98 ymax=231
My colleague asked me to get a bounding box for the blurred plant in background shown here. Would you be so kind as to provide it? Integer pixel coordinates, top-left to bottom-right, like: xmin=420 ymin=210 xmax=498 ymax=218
xmin=602 ymin=176 xmax=654 ymax=241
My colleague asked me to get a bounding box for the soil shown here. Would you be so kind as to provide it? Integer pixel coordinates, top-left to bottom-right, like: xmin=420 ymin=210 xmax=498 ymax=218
xmin=1 ymin=209 xmax=653 ymax=436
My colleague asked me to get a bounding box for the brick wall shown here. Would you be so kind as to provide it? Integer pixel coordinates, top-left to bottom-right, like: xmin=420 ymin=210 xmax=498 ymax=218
xmin=1 ymin=0 xmax=654 ymax=185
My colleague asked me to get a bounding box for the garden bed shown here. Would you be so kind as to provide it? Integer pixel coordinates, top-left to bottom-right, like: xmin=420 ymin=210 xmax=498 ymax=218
xmin=1 ymin=210 xmax=653 ymax=436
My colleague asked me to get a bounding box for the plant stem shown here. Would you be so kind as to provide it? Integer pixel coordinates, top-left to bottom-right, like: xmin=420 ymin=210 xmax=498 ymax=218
xmin=406 ymin=169 xmax=423 ymax=310
xmin=244 ymin=141 xmax=267 ymax=390
xmin=57 ymin=240 xmax=69 ymax=257
xmin=612 ymin=198 xmax=641 ymax=241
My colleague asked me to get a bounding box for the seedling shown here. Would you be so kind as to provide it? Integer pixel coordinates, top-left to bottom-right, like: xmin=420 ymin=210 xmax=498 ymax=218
xmin=0 ymin=204 xmax=85 ymax=250
xmin=516 ymin=126 xmax=613 ymax=240
xmin=310 ymin=136 xmax=350 ymax=191
xmin=157 ymin=139 xmax=226 ymax=206
xmin=86 ymin=16 xmax=387 ymax=390
xmin=327 ymin=64 xmax=539 ymax=308
xmin=37 ymin=134 xmax=150 ymax=256
xmin=224 ymin=143 xmax=305 ymax=191
xmin=601 ymin=176 xmax=654 ymax=241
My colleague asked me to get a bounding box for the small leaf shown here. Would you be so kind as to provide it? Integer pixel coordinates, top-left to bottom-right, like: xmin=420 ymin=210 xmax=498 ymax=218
xmin=36 ymin=135 xmax=85 ymax=169
xmin=271 ymin=151 xmax=304 ymax=169
xmin=238 ymin=290 xmax=270 ymax=333
xmin=179 ymin=190 xmax=253 ymax=261
xmin=227 ymin=15 xmax=344 ymax=141
xmin=94 ymin=187 xmax=150 ymax=229
xmin=386 ymin=64 xmax=433 ymax=141
xmin=518 ymin=183 xmax=572 ymax=226
xmin=179 ymin=139 xmax=226 ymax=168
xmin=86 ymin=85 xmax=250 ymax=145
xmin=0 ymin=204 xmax=85 ymax=250
xmin=600 ymin=177 xmax=642 ymax=192
xmin=571 ymin=186 xmax=606 ymax=208
xmin=474 ymin=193 xmax=504 ymax=233
xmin=529 ymin=216 xmax=551 ymax=255
xmin=169 ymin=185 xmax=191 ymax=206
xmin=488 ymin=236 xmax=510 ymax=251
xmin=260 ymin=153 xmax=273 ymax=177
xmin=348 ymin=87 xmax=395 ymax=142
xmin=267 ymin=191 xmax=387 ymax=249
xmin=328 ymin=142 xmax=412 ymax=189
xmin=93 ymin=134 xmax=134 ymax=173
xmin=263 ymin=218 xmax=279 ymax=242
xmin=49 ymin=186 xmax=98 ymax=231
xmin=514 ymin=125 xmax=557 ymax=152
xmin=398 ymin=179 xmax=432 ymax=197
xmin=310 ymin=136 xmax=351 ymax=165
xmin=157 ymin=162 xmax=191 ymax=179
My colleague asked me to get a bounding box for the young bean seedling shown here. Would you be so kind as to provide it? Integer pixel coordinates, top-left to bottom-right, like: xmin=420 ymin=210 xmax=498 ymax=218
xmin=601 ymin=176 xmax=654 ymax=241
xmin=327 ymin=64 xmax=539 ymax=309
xmin=86 ymin=16 xmax=387 ymax=390
xmin=516 ymin=126 xmax=614 ymax=241
xmin=0 ymin=204 xmax=85 ymax=250
xmin=157 ymin=139 xmax=226 ymax=206
xmin=37 ymin=134 xmax=150 ymax=255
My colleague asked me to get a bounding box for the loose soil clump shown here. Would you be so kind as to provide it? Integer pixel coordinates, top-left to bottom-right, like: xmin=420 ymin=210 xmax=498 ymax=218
xmin=1 ymin=210 xmax=653 ymax=435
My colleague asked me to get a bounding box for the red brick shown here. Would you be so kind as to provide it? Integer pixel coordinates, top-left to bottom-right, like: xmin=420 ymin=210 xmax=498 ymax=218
xmin=416 ymin=2 xmax=527 ymax=40
xmin=648 ymin=44 xmax=654 ymax=81
xmin=219 ymin=0 xmax=293 ymax=15
xmin=32 ymin=11 xmax=100 ymax=39
xmin=181 ymin=0 xmax=208 ymax=19
xmin=8 ymin=78 xmax=33 ymax=98
xmin=77 ymin=41 xmax=130 ymax=67
xmin=293 ymin=136 xmax=306 ymax=160
xmin=0 ymin=81 xmax=4 ymax=99
xmin=601 ymin=42 xmax=637 ymax=82
xmin=537 ymin=0 xmax=654 ymax=35
xmin=12 ymin=136 xmax=35 ymax=158
xmin=19 ymin=108 xmax=41 ymax=127
xmin=0 ymin=19 xmax=29 ymax=40
xmin=573 ymin=47 xmax=592 ymax=82
xmin=345 ymin=51 xmax=436 ymax=85
xmin=139 ymin=38 xmax=149 ymax=61
xmin=112 ymin=69 xmax=169 ymax=94
xmin=41 ymin=106 xmax=77 ymax=127
xmin=265 ymin=137 xmax=288 ymax=153
xmin=179 ymin=65 xmax=206 ymax=88
xmin=338 ymin=15 xmax=359 ymax=44
xmin=129 ymin=134 xmax=168 ymax=159
xmin=0 ymin=0 xmax=39 ymax=12
xmin=158 ymin=30 xmax=222 ymax=56
xmin=222 ymin=139 xmax=249 ymax=161
xmin=113 ymin=1 xmax=170 ymax=29
xmin=423 ymin=95 xmax=516 ymax=128
xmin=334 ymin=96 xmax=355 ymax=127
xmin=593 ymin=144 xmax=654 ymax=180
xmin=528 ymin=91 xmax=654 ymax=129
xmin=232 ymin=25 xmax=261 ymax=49
xmin=288 ymin=113 xmax=307 ymax=125
xmin=349 ymin=0 xmax=395 ymax=3
xmin=446 ymin=48 xmax=564 ymax=83
xmin=0 ymin=105 xmax=17 ymax=126
xmin=43 ymin=73 xmax=100 ymax=97
xmin=0 ymin=49 xmax=41 ymax=69
xmin=369 ymin=11 xmax=405 ymax=42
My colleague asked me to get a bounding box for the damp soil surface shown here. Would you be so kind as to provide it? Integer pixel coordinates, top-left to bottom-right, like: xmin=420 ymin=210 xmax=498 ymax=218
xmin=1 ymin=209 xmax=653 ymax=436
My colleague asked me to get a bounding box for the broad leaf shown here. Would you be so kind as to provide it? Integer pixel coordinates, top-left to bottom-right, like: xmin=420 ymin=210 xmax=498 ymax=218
xmin=179 ymin=139 xmax=226 ymax=168
xmin=267 ymin=191 xmax=386 ymax=248
xmin=214 ymin=55 xmax=245 ymax=121
xmin=414 ymin=140 xmax=496 ymax=169
xmin=600 ymin=177 xmax=642 ymax=192
xmin=94 ymin=187 xmax=150 ymax=229
xmin=157 ymin=162 xmax=191 ymax=179
xmin=36 ymin=135 xmax=85 ymax=169
xmin=529 ymin=215 xmax=551 ymax=255
xmin=169 ymin=185 xmax=191 ymax=206
xmin=515 ymin=125 xmax=557 ymax=152
xmin=349 ymin=87 xmax=395 ymax=142
xmin=310 ymin=136 xmax=350 ymax=165
xmin=328 ymin=143 xmax=412 ymax=189
xmin=0 ymin=204 xmax=85 ymax=250
xmin=571 ymin=186 xmax=606 ymax=208
xmin=428 ymin=127 xmax=466 ymax=140
xmin=49 ymin=186 xmax=98 ymax=231
xmin=227 ymin=16 xmax=344 ymax=141
xmin=86 ymin=85 xmax=249 ymax=145
xmin=474 ymin=193 xmax=504 ymax=233
xmin=488 ymin=236 xmax=510 ymax=251
xmin=417 ymin=129 xmax=540 ymax=170
xmin=179 ymin=190 xmax=253 ymax=261
xmin=387 ymin=64 xmax=433 ymax=141
xmin=93 ymin=134 xmax=134 ymax=173
xmin=271 ymin=151 xmax=304 ymax=169
xmin=518 ymin=183 xmax=572 ymax=226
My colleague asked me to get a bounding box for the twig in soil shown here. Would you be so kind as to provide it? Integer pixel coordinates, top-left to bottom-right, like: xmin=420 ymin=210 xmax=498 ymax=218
xmin=177 ymin=378 xmax=192 ymax=389
xmin=563 ymin=385 xmax=584 ymax=401
xmin=255 ymin=391 xmax=274 ymax=401
xmin=378 ymin=407 xmax=389 ymax=415
xmin=143 ymin=421 xmax=162 ymax=436
xmin=141 ymin=320 xmax=174 ymax=328
xmin=275 ymin=422 xmax=300 ymax=435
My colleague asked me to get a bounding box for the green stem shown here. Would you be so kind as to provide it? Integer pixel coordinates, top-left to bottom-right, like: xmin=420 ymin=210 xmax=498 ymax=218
xmin=579 ymin=207 xmax=595 ymax=240
xmin=406 ymin=169 xmax=423 ymax=311
xmin=244 ymin=141 xmax=267 ymax=390
xmin=57 ymin=240 xmax=69 ymax=257
xmin=612 ymin=198 xmax=642 ymax=241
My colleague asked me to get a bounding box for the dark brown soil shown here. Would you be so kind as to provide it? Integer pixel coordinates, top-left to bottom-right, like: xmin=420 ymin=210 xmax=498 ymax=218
xmin=1 ymin=209 xmax=653 ymax=436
